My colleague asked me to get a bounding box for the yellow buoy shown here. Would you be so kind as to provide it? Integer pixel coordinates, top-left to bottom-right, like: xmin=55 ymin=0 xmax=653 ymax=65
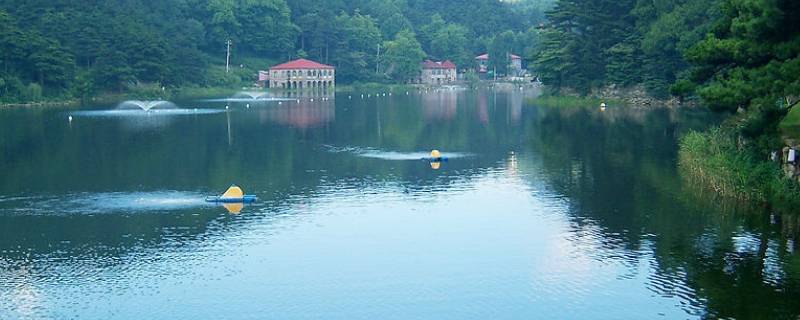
xmin=221 ymin=185 xmax=244 ymax=199
xmin=430 ymin=161 xmax=441 ymax=170
xmin=431 ymin=150 xmax=441 ymax=159
xmin=223 ymin=203 xmax=244 ymax=214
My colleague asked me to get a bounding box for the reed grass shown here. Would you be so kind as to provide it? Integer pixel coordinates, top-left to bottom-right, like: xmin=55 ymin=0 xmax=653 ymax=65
xmin=678 ymin=128 xmax=800 ymax=212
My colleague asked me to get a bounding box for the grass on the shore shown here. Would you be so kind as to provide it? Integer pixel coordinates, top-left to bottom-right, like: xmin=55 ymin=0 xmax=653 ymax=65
xmin=527 ymin=95 xmax=624 ymax=108
xmin=782 ymin=106 xmax=800 ymax=125
xmin=779 ymin=107 xmax=800 ymax=140
xmin=678 ymin=127 xmax=800 ymax=212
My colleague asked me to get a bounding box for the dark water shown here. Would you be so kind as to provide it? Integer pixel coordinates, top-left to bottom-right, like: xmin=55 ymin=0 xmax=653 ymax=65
xmin=1 ymin=88 xmax=799 ymax=319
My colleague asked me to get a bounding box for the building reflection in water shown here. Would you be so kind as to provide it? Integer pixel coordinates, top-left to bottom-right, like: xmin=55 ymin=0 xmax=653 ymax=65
xmin=258 ymin=90 xmax=335 ymax=129
xmin=422 ymin=90 xmax=458 ymax=122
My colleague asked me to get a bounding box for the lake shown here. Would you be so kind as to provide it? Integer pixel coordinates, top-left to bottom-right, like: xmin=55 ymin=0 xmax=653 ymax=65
xmin=1 ymin=88 xmax=799 ymax=319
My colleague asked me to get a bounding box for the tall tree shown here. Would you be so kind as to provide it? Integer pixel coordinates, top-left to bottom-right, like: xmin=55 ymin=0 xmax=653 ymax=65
xmin=331 ymin=11 xmax=383 ymax=82
xmin=685 ymin=0 xmax=800 ymax=142
xmin=381 ymin=29 xmax=425 ymax=82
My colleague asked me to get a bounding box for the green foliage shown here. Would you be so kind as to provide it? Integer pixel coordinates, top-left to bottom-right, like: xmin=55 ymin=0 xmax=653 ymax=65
xmin=529 ymin=95 xmax=619 ymax=108
xmin=381 ymin=29 xmax=426 ymax=82
xmin=532 ymin=0 xmax=716 ymax=96
xmin=669 ymin=79 xmax=696 ymax=101
xmin=25 ymin=83 xmax=42 ymax=101
xmin=124 ymin=82 xmax=169 ymax=100
xmin=682 ymin=0 xmax=800 ymax=160
xmin=782 ymin=107 xmax=800 ymax=128
xmin=421 ymin=15 xmax=471 ymax=69
xmin=679 ymin=127 xmax=800 ymax=211
xmin=0 ymin=0 xmax=555 ymax=104
xmin=330 ymin=11 xmax=382 ymax=83
xmin=464 ymin=70 xmax=480 ymax=88
xmin=489 ymin=31 xmax=516 ymax=76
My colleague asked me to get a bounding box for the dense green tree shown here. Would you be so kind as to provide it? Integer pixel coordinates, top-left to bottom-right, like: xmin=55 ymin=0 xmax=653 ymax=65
xmin=489 ymin=31 xmax=517 ymax=76
xmin=206 ymin=0 xmax=240 ymax=47
xmin=381 ymin=29 xmax=425 ymax=82
xmin=421 ymin=15 xmax=471 ymax=69
xmin=0 ymin=0 xmax=555 ymax=103
xmin=239 ymin=0 xmax=298 ymax=58
xmin=331 ymin=11 xmax=383 ymax=82
xmin=683 ymin=0 xmax=800 ymax=150
xmin=26 ymin=36 xmax=74 ymax=89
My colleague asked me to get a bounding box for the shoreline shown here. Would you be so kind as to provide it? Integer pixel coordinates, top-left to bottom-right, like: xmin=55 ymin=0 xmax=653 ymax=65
xmin=0 ymin=82 xmax=517 ymax=108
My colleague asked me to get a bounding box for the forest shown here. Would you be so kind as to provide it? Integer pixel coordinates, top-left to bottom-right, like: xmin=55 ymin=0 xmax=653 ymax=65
xmin=0 ymin=0 xmax=550 ymax=103
xmin=1 ymin=1 xmax=798 ymax=151
xmin=530 ymin=0 xmax=799 ymax=207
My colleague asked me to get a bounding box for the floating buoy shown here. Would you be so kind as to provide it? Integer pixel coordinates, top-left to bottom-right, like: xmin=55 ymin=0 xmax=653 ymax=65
xmin=68 ymin=115 xmax=73 ymax=122
xmin=246 ymin=104 xmax=250 ymax=108
xmin=430 ymin=161 xmax=441 ymax=170
xmin=206 ymin=185 xmax=257 ymax=204
xmin=600 ymin=102 xmax=607 ymax=108
xmin=297 ymin=99 xmax=300 ymax=103
xmin=225 ymin=105 xmax=229 ymax=110
xmin=310 ymin=98 xmax=314 ymax=102
xmin=349 ymin=95 xmax=352 ymax=99
xmin=278 ymin=101 xmax=282 ymax=105
xmin=431 ymin=150 xmax=441 ymax=159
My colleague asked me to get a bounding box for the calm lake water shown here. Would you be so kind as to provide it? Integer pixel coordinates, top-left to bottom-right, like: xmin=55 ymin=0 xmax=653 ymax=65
xmin=1 ymin=88 xmax=799 ymax=319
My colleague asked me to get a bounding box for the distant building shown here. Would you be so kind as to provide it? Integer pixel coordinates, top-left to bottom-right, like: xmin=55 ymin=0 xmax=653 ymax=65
xmin=419 ymin=60 xmax=457 ymax=85
xmin=266 ymin=59 xmax=335 ymax=89
xmin=475 ymin=53 xmax=523 ymax=77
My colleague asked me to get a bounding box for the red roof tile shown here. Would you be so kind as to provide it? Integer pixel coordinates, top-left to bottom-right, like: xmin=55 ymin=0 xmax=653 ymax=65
xmin=421 ymin=60 xmax=457 ymax=69
xmin=270 ymin=58 xmax=334 ymax=70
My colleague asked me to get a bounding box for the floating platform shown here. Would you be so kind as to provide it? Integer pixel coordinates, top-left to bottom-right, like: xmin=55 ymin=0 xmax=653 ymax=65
xmin=206 ymin=186 xmax=257 ymax=203
xmin=205 ymin=195 xmax=257 ymax=203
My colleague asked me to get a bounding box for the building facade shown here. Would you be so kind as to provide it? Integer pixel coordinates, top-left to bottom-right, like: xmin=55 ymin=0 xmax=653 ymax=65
xmin=475 ymin=53 xmax=523 ymax=77
xmin=268 ymin=59 xmax=335 ymax=90
xmin=419 ymin=60 xmax=457 ymax=85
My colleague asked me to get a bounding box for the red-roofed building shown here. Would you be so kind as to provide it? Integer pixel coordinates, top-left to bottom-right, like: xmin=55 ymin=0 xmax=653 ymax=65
xmin=418 ymin=60 xmax=457 ymax=85
xmin=266 ymin=58 xmax=335 ymax=89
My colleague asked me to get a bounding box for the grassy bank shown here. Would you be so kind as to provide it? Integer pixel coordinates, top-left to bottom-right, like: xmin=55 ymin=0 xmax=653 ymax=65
xmin=780 ymin=107 xmax=800 ymax=139
xmin=678 ymin=127 xmax=800 ymax=212
xmin=781 ymin=106 xmax=800 ymax=127
xmin=527 ymin=95 xmax=624 ymax=108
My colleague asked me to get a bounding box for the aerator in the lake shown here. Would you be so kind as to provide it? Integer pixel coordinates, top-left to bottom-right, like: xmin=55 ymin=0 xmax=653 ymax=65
xmin=205 ymin=185 xmax=257 ymax=203
xmin=425 ymin=150 xmax=448 ymax=170
xmin=424 ymin=149 xmax=449 ymax=162
xmin=118 ymin=100 xmax=176 ymax=111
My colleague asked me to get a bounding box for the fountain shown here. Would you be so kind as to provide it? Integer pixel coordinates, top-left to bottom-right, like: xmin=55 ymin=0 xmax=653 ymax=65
xmin=233 ymin=91 xmax=271 ymax=100
xmin=70 ymin=99 xmax=224 ymax=119
xmin=117 ymin=100 xmax=176 ymax=111
xmin=200 ymin=91 xmax=296 ymax=104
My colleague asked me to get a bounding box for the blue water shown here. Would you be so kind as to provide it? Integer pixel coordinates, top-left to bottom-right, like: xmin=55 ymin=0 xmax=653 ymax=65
xmin=0 ymin=88 xmax=797 ymax=319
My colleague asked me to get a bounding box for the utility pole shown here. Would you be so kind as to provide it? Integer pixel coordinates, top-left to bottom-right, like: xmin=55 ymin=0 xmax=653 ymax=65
xmin=226 ymin=39 xmax=232 ymax=73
